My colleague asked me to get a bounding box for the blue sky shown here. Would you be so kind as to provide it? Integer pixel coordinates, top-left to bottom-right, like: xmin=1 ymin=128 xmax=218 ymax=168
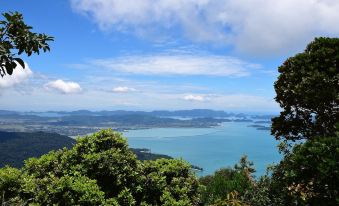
xmin=1 ymin=0 xmax=338 ymax=113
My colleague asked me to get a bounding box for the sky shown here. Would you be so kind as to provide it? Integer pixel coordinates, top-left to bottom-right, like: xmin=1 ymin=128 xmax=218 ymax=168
xmin=1 ymin=0 xmax=339 ymax=113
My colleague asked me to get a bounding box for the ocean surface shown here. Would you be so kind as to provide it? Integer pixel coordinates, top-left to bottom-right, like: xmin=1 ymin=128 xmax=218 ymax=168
xmin=123 ymin=122 xmax=281 ymax=176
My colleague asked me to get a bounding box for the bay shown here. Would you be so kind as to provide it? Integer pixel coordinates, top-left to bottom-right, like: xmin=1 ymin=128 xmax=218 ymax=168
xmin=123 ymin=122 xmax=281 ymax=176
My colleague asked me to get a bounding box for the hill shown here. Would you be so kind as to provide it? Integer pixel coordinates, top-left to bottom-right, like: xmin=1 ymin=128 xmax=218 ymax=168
xmin=0 ymin=131 xmax=173 ymax=168
xmin=0 ymin=131 xmax=75 ymax=167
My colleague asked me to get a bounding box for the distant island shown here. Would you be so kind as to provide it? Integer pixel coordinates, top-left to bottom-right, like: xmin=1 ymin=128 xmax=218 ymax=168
xmin=0 ymin=109 xmax=274 ymax=136
xmin=248 ymin=124 xmax=271 ymax=131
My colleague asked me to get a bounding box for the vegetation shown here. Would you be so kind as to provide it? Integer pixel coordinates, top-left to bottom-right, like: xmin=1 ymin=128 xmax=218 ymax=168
xmin=198 ymin=38 xmax=339 ymax=206
xmin=0 ymin=131 xmax=74 ymax=168
xmin=270 ymin=136 xmax=339 ymax=205
xmin=0 ymin=129 xmax=200 ymax=205
xmin=199 ymin=156 xmax=255 ymax=205
xmin=272 ymin=37 xmax=339 ymax=141
xmin=0 ymin=12 xmax=53 ymax=77
xmin=0 ymin=131 xmax=173 ymax=168
xmin=268 ymin=38 xmax=339 ymax=205
xmin=0 ymin=10 xmax=338 ymax=205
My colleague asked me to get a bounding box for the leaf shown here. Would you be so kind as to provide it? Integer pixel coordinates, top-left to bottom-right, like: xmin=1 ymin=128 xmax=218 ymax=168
xmin=14 ymin=58 xmax=25 ymax=68
xmin=3 ymin=13 xmax=11 ymax=21
xmin=5 ymin=62 xmax=14 ymax=75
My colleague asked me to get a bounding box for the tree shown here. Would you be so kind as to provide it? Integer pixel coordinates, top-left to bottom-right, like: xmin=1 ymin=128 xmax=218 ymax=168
xmin=0 ymin=166 xmax=22 ymax=204
xmin=0 ymin=129 xmax=200 ymax=205
xmin=199 ymin=156 xmax=255 ymax=205
xmin=0 ymin=12 xmax=53 ymax=77
xmin=272 ymin=37 xmax=339 ymax=141
xmin=270 ymin=136 xmax=339 ymax=205
xmin=268 ymin=37 xmax=339 ymax=206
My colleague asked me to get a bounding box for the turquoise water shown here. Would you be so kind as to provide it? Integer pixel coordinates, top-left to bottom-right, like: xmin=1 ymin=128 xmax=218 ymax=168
xmin=123 ymin=122 xmax=281 ymax=176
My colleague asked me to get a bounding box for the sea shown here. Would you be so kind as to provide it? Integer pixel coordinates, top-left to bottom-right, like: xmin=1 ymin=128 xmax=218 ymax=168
xmin=123 ymin=122 xmax=281 ymax=177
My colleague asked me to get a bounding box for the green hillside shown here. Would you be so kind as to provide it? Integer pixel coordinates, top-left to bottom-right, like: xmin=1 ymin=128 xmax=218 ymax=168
xmin=0 ymin=131 xmax=172 ymax=168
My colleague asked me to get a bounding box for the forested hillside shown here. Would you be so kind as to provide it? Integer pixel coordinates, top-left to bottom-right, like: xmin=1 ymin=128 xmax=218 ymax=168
xmin=0 ymin=131 xmax=74 ymax=168
xmin=0 ymin=131 xmax=172 ymax=168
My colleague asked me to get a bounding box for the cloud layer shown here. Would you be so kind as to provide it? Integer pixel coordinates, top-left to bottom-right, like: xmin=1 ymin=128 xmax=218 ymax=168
xmin=44 ymin=79 xmax=82 ymax=94
xmin=90 ymin=53 xmax=258 ymax=76
xmin=0 ymin=63 xmax=32 ymax=89
xmin=71 ymin=0 xmax=339 ymax=56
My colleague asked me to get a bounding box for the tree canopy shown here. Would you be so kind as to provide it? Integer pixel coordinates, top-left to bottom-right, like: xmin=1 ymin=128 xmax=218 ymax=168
xmin=269 ymin=37 xmax=339 ymax=206
xmin=0 ymin=129 xmax=200 ymax=205
xmin=0 ymin=12 xmax=53 ymax=77
xmin=272 ymin=37 xmax=339 ymax=141
xmin=270 ymin=136 xmax=339 ymax=205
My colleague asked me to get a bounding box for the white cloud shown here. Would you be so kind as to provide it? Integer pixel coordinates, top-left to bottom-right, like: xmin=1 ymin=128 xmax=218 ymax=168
xmin=112 ymin=86 xmax=137 ymax=93
xmin=0 ymin=63 xmax=32 ymax=89
xmin=71 ymin=0 xmax=339 ymax=56
xmin=183 ymin=94 xmax=206 ymax=102
xmin=89 ymin=53 xmax=257 ymax=76
xmin=0 ymin=79 xmax=279 ymax=112
xmin=44 ymin=79 xmax=82 ymax=94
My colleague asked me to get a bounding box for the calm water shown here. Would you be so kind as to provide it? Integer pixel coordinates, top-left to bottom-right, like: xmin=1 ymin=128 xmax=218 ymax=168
xmin=123 ymin=122 xmax=281 ymax=176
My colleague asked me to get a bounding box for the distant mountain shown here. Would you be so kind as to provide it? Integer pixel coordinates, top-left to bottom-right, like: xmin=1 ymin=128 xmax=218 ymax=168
xmin=54 ymin=109 xmax=233 ymax=117
xmin=0 ymin=110 xmax=19 ymax=115
xmin=0 ymin=109 xmax=276 ymax=119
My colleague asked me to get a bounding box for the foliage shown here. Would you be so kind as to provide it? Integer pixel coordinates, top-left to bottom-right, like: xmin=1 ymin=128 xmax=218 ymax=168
xmin=242 ymin=175 xmax=284 ymax=206
xmin=0 ymin=166 xmax=22 ymax=204
xmin=267 ymin=37 xmax=339 ymax=206
xmin=21 ymin=174 xmax=106 ymax=205
xmin=211 ymin=191 xmax=249 ymax=206
xmin=199 ymin=156 xmax=255 ymax=205
xmin=270 ymin=136 xmax=339 ymax=205
xmin=0 ymin=131 xmax=174 ymax=168
xmin=140 ymin=158 xmax=200 ymax=205
xmin=272 ymin=37 xmax=339 ymax=141
xmin=0 ymin=12 xmax=53 ymax=77
xmin=0 ymin=129 xmax=200 ymax=205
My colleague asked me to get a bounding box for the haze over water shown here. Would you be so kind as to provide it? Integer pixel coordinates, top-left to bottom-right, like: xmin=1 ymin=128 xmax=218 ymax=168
xmin=124 ymin=122 xmax=281 ymax=176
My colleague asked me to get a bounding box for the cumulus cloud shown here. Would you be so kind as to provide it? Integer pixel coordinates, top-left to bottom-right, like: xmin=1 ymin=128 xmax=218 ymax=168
xmin=0 ymin=63 xmax=33 ymax=89
xmin=71 ymin=0 xmax=339 ymax=56
xmin=90 ymin=53 xmax=257 ymax=76
xmin=112 ymin=86 xmax=137 ymax=93
xmin=183 ymin=94 xmax=206 ymax=102
xmin=44 ymin=79 xmax=82 ymax=94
